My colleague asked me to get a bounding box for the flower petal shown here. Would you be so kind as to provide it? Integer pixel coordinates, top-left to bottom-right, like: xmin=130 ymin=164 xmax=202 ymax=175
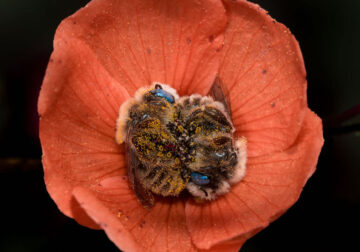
xmin=186 ymin=109 xmax=323 ymax=249
xmin=74 ymin=176 xmax=197 ymax=251
xmin=61 ymin=0 xmax=227 ymax=96
xmin=39 ymin=36 xmax=129 ymax=227
xmin=40 ymin=0 xmax=229 ymax=245
xmin=199 ymin=228 xmax=261 ymax=252
xmin=39 ymin=0 xmax=228 ymax=234
xmin=72 ymin=186 xmax=139 ymax=252
xmin=219 ymin=0 xmax=308 ymax=157
xmin=199 ymin=237 xmax=245 ymax=252
xmin=74 ymin=176 xmax=259 ymax=251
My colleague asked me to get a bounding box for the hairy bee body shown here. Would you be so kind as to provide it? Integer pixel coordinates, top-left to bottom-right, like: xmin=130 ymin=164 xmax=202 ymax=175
xmin=122 ymin=86 xmax=189 ymax=199
xmin=116 ymin=80 xmax=246 ymax=208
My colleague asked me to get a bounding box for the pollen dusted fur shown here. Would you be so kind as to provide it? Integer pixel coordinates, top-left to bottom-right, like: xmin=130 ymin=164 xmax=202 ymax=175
xmin=116 ymin=82 xmax=247 ymax=207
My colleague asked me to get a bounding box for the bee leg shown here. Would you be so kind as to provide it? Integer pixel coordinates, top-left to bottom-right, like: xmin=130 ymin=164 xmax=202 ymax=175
xmin=200 ymin=188 xmax=208 ymax=197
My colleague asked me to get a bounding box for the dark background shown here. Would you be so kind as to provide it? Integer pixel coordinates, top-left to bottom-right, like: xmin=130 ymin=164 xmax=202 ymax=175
xmin=0 ymin=0 xmax=359 ymax=251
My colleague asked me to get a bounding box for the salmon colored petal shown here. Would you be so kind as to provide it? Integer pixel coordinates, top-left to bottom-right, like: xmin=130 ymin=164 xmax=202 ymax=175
xmin=199 ymin=228 xmax=261 ymax=252
xmin=75 ymin=176 xmax=197 ymax=251
xmin=199 ymin=237 xmax=245 ymax=252
xmin=219 ymin=0 xmax=307 ymax=157
xmin=39 ymin=35 xmax=129 ymax=228
xmin=61 ymin=0 xmax=227 ymax=96
xmin=72 ymin=186 xmax=140 ymax=252
xmin=39 ymin=0 xmax=228 ymax=233
xmin=186 ymin=109 xmax=323 ymax=249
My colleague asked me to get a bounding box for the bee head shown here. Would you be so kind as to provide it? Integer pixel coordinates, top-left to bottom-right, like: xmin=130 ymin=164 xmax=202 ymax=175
xmin=147 ymin=83 xmax=176 ymax=104
xmin=185 ymin=136 xmax=244 ymax=200
xmin=186 ymin=155 xmax=237 ymax=201
xmin=187 ymin=168 xmax=231 ymax=200
xmin=191 ymin=172 xmax=210 ymax=186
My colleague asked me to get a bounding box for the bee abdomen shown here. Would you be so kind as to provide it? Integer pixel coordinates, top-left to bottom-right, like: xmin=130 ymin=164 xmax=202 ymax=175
xmin=142 ymin=167 xmax=187 ymax=196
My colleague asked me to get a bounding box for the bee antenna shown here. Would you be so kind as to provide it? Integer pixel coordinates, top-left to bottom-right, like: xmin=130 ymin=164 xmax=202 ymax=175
xmin=155 ymin=84 xmax=163 ymax=89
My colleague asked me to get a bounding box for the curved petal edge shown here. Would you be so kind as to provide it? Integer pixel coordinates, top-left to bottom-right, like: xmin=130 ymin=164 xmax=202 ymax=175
xmin=186 ymin=109 xmax=323 ymax=249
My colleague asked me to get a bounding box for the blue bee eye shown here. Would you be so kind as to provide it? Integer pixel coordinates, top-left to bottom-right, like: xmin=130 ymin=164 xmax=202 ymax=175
xmin=150 ymin=88 xmax=175 ymax=103
xmin=191 ymin=172 xmax=210 ymax=186
xmin=215 ymin=151 xmax=226 ymax=158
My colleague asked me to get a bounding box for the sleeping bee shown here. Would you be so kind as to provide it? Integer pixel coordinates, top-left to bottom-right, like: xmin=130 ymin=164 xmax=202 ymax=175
xmin=116 ymin=77 xmax=246 ymax=209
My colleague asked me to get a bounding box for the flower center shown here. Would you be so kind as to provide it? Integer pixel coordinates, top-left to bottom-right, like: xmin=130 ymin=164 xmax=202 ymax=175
xmin=116 ymin=82 xmax=246 ymax=208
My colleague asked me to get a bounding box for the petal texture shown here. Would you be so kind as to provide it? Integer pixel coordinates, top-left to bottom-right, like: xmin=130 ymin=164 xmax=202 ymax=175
xmin=77 ymin=176 xmax=197 ymax=252
xmin=39 ymin=0 xmax=323 ymax=251
xmin=219 ymin=0 xmax=308 ymax=157
xmin=63 ymin=0 xmax=227 ymax=96
xmin=39 ymin=35 xmax=129 ymax=228
xmin=73 ymin=179 xmax=246 ymax=252
xmin=186 ymin=109 xmax=323 ymax=249
xmin=73 ymin=186 xmax=139 ymax=252
xmin=39 ymin=0 xmax=228 ymax=235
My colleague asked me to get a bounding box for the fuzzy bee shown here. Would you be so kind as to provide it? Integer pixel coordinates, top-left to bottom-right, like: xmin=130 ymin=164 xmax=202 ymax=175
xmin=116 ymin=77 xmax=246 ymax=209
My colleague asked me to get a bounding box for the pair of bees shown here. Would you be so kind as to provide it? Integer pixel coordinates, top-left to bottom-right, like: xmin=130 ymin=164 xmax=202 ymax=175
xmin=116 ymin=77 xmax=246 ymax=209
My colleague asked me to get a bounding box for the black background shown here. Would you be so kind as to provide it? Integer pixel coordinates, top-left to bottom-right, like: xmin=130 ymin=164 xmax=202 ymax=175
xmin=0 ymin=0 xmax=359 ymax=251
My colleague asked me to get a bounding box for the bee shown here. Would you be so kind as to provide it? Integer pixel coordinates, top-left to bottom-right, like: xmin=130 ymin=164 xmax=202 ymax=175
xmin=116 ymin=77 xmax=246 ymax=209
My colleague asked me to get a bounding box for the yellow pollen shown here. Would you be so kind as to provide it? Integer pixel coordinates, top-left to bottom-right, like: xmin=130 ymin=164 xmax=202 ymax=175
xmin=195 ymin=127 xmax=201 ymax=134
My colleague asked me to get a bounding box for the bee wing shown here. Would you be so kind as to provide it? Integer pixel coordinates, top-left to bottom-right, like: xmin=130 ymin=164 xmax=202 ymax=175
xmin=126 ymin=131 xmax=155 ymax=209
xmin=208 ymin=75 xmax=232 ymax=118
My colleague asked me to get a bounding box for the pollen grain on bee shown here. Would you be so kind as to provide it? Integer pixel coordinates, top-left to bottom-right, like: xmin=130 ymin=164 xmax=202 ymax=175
xmin=115 ymin=82 xmax=247 ymax=207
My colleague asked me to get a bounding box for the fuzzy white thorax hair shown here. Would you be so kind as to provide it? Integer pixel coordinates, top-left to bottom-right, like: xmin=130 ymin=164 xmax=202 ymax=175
xmin=186 ymin=180 xmax=231 ymax=201
xmin=229 ymin=137 xmax=247 ymax=184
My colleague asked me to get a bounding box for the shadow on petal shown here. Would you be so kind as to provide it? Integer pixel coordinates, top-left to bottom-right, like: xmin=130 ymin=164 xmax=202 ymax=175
xmin=70 ymin=195 xmax=100 ymax=229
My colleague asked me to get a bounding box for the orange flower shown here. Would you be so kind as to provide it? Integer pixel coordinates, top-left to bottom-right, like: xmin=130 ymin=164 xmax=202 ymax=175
xmin=38 ymin=0 xmax=324 ymax=251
